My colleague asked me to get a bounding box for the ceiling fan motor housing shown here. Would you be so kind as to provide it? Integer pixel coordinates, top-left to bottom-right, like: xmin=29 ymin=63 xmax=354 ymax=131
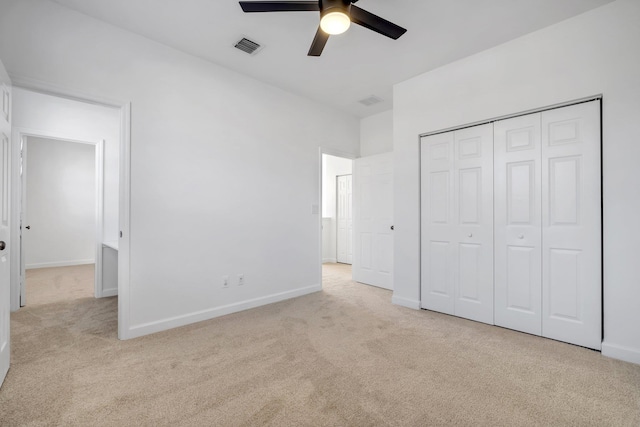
xmin=319 ymin=0 xmax=352 ymax=16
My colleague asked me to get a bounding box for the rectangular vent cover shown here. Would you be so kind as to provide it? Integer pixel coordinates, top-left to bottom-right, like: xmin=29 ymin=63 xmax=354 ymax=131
xmin=235 ymin=37 xmax=262 ymax=55
xmin=358 ymin=95 xmax=384 ymax=106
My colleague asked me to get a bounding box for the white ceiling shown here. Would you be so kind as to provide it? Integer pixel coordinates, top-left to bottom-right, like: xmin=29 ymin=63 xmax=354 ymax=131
xmin=50 ymin=0 xmax=613 ymax=118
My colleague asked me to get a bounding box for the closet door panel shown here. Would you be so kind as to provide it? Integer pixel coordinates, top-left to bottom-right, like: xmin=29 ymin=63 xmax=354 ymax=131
xmin=453 ymin=124 xmax=494 ymax=324
xmin=494 ymin=114 xmax=542 ymax=335
xmin=542 ymin=101 xmax=601 ymax=350
xmin=421 ymin=132 xmax=455 ymax=315
xmin=506 ymin=246 xmax=536 ymax=311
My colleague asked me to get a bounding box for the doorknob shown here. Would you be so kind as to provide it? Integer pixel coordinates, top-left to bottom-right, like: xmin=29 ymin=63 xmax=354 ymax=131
xmin=468 ymin=233 xmax=473 ymax=238
xmin=25 ymin=226 xmax=31 ymax=230
xmin=518 ymin=234 xmax=524 ymax=239
xmin=390 ymin=225 xmax=394 ymax=231
xmin=0 ymin=241 xmax=5 ymax=250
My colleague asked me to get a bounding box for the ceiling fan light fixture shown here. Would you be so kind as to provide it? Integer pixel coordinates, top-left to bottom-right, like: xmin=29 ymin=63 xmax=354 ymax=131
xmin=320 ymin=11 xmax=351 ymax=35
xmin=239 ymin=0 xmax=407 ymax=56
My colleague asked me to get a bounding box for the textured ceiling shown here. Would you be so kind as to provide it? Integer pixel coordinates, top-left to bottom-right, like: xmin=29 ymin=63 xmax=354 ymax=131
xmin=50 ymin=0 xmax=614 ymax=118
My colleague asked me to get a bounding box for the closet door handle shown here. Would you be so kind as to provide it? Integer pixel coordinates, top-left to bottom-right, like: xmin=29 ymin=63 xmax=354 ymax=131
xmin=518 ymin=234 xmax=524 ymax=239
xmin=468 ymin=233 xmax=473 ymax=238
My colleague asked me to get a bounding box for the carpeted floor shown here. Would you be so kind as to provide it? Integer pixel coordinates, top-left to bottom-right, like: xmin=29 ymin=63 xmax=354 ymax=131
xmin=24 ymin=264 xmax=95 ymax=306
xmin=1 ymin=263 xmax=639 ymax=426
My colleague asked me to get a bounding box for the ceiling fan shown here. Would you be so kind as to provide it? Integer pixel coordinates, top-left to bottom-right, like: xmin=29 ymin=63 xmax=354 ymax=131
xmin=238 ymin=0 xmax=407 ymax=56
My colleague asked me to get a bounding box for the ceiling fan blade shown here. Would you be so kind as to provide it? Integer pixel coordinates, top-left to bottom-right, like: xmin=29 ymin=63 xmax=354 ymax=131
xmin=308 ymin=27 xmax=329 ymax=56
xmin=349 ymin=5 xmax=407 ymax=40
xmin=239 ymin=1 xmax=319 ymax=12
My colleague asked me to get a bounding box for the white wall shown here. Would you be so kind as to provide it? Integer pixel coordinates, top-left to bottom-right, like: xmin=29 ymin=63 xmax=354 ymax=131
xmin=360 ymin=110 xmax=393 ymax=156
xmin=12 ymin=89 xmax=120 ymax=241
xmin=393 ymin=0 xmax=640 ymax=364
xmin=0 ymin=0 xmax=359 ymax=337
xmin=321 ymin=217 xmax=335 ymax=264
xmin=322 ymin=154 xmax=353 ymax=263
xmin=25 ymin=137 xmax=95 ymax=268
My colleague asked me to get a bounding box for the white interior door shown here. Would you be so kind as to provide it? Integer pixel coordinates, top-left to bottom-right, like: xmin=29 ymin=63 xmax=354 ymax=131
xmin=420 ymin=131 xmax=455 ymax=315
xmin=494 ymin=113 xmax=543 ymax=335
xmin=0 ymin=62 xmax=12 ymax=389
xmin=19 ymin=137 xmax=26 ymax=307
xmin=353 ymin=152 xmax=393 ymax=290
xmin=453 ymin=125 xmax=494 ymax=324
xmin=541 ymin=102 xmax=601 ymax=350
xmin=420 ymin=124 xmax=494 ymax=324
xmin=336 ymin=174 xmax=352 ymax=264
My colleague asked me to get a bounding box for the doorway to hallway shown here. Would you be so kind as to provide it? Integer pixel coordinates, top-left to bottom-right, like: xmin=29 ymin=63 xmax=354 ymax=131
xmin=321 ymin=153 xmax=353 ymax=267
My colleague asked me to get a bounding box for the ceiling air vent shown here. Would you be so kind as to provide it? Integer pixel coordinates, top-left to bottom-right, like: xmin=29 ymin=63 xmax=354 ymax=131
xmin=234 ymin=37 xmax=263 ymax=55
xmin=358 ymin=95 xmax=384 ymax=107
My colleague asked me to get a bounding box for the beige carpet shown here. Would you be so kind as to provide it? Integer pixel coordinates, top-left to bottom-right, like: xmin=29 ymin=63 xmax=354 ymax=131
xmin=1 ymin=263 xmax=639 ymax=426
xmin=24 ymin=264 xmax=95 ymax=306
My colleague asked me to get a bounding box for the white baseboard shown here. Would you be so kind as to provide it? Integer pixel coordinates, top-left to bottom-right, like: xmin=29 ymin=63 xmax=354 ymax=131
xmin=357 ymin=281 xmax=392 ymax=291
xmin=602 ymin=341 xmax=640 ymax=365
xmin=392 ymin=294 xmax=421 ymax=310
xmin=124 ymin=284 xmax=322 ymax=340
xmin=322 ymin=258 xmax=337 ymax=264
xmin=26 ymin=259 xmax=95 ymax=270
xmin=101 ymin=288 xmax=118 ymax=298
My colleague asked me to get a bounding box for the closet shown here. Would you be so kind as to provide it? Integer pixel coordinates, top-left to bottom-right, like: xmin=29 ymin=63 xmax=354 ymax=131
xmin=420 ymin=123 xmax=494 ymax=324
xmin=420 ymin=101 xmax=602 ymax=350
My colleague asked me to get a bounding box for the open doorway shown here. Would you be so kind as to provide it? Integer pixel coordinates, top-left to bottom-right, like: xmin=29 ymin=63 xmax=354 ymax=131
xmin=321 ymin=153 xmax=353 ymax=280
xmin=9 ymin=86 xmax=130 ymax=339
xmin=21 ymin=136 xmax=100 ymax=306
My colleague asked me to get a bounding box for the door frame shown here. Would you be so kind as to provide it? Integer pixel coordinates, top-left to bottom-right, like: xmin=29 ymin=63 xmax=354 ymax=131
xmin=18 ymin=133 xmax=104 ymax=302
xmin=8 ymin=78 xmax=132 ymax=340
xmin=417 ymin=96 xmax=603 ymax=348
xmin=318 ymin=148 xmax=356 ymax=285
xmin=417 ymin=94 xmax=602 ymax=305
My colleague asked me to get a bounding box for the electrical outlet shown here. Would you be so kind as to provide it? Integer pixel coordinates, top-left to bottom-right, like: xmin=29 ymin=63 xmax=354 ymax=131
xmin=238 ymin=274 xmax=244 ymax=286
xmin=222 ymin=275 xmax=229 ymax=288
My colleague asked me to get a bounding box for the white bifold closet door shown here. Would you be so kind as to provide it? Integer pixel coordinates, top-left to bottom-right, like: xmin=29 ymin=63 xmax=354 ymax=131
xmin=420 ymin=124 xmax=494 ymax=324
xmin=336 ymin=174 xmax=352 ymax=264
xmin=494 ymin=113 xmax=543 ymax=335
xmin=494 ymin=101 xmax=601 ymax=350
xmin=541 ymin=102 xmax=601 ymax=349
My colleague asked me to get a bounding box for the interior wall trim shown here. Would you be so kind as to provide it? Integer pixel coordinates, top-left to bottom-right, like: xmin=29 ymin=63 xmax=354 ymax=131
xmin=602 ymin=342 xmax=640 ymax=365
xmin=392 ymin=295 xmax=421 ymax=310
xmin=25 ymin=259 xmax=95 ymax=270
xmin=419 ymin=95 xmax=602 ymax=139
xmin=125 ymin=284 xmax=322 ymax=339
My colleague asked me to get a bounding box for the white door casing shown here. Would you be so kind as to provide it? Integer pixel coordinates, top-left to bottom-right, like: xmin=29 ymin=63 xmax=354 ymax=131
xmin=420 ymin=124 xmax=494 ymax=324
xmin=494 ymin=113 xmax=543 ymax=335
xmin=0 ymin=63 xmax=11 ymax=389
xmin=420 ymin=100 xmax=601 ymax=349
xmin=353 ymin=152 xmax=393 ymax=290
xmin=336 ymin=174 xmax=352 ymax=264
xmin=541 ymin=102 xmax=601 ymax=350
